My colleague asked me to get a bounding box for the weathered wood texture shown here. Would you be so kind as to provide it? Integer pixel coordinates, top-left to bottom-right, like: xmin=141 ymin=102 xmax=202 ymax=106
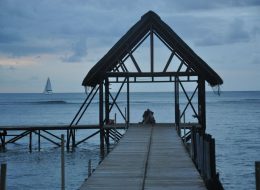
xmin=80 ymin=124 xmax=206 ymax=190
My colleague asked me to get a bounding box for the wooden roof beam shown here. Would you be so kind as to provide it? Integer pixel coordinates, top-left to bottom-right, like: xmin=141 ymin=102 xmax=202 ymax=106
xmin=106 ymin=72 xmax=198 ymax=78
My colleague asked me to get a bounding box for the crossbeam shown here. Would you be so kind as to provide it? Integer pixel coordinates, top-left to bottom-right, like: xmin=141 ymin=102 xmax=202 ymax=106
xmin=106 ymin=72 xmax=197 ymax=78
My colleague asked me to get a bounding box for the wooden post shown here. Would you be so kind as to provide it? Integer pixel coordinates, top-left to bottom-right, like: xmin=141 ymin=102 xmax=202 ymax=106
xmin=105 ymin=78 xmax=110 ymax=150
xmin=72 ymin=129 xmax=76 ymax=149
xmin=210 ymin=138 xmax=216 ymax=179
xmin=0 ymin=131 xmax=6 ymax=151
xmin=29 ymin=131 xmax=32 ymax=152
xmin=38 ymin=130 xmax=41 ymax=151
xmin=66 ymin=129 xmax=70 ymax=150
xmin=99 ymin=81 xmax=105 ymax=157
xmin=124 ymin=107 xmax=127 ymax=124
xmin=206 ymin=135 xmax=212 ymax=180
xmin=88 ymin=159 xmax=92 ymax=177
xmin=256 ymin=161 xmax=260 ymax=190
xmin=127 ymin=77 xmax=130 ymax=127
xmin=150 ymin=28 xmax=154 ymax=81
xmin=175 ymin=77 xmax=180 ymax=135
xmin=190 ymin=126 xmax=196 ymax=160
xmin=61 ymin=134 xmax=65 ymax=190
xmin=0 ymin=163 xmax=7 ymax=190
xmin=196 ymin=133 xmax=200 ymax=167
xmin=198 ymin=77 xmax=206 ymax=131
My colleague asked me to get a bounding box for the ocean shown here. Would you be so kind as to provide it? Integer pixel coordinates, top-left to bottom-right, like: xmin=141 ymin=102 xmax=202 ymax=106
xmin=0 ymin=91 xmax=259 ymax=189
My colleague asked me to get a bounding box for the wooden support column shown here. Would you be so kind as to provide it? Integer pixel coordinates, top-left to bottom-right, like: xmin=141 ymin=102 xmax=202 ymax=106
xmin=0 ymin=131 xmax=6 ymax=151
xmin=66 ymin=129 xmax=69 ymax=150
xmin=105 ymin=78 xmax=110 ymax=150
xmin=29 ymin=131 xmax=32 ymax=152
xmin=127 ymin=77 xmax=130 ymax=127
xmin=175 ymin=77 xmax=180 ymax=135
xmin=61 ymin=134 xmax=65 ymax=190
xmin=38 ymin=130 xmax=41 ymax=151
xmin=72 ymin=129 xmax=76 ymax=149
xmin=256 ymin=161 xmax=260 ymax=190
xmin=1 ymin=163 xmax=7 ymax=190
xmin=150 ymin=28 xmax=154 ymax=81
xmin=198 ymin=76 xmax=206 ymax=132
xmin=99 ymin=81 xmax=105 ymax=156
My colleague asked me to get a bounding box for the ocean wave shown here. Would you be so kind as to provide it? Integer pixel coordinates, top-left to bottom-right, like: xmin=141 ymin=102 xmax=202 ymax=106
xmin=36 ymin=100 xmax=68 ymax=104
xmin=0 ymin=100 xmax=82 ymax=105
xmin=212 ymin=98 xmax=260 ymax=104
xmin=242 ymin=98 xmax=260 ymax=103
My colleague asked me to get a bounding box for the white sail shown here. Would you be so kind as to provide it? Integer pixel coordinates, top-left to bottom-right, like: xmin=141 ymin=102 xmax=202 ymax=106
xmin=44 ymin=77 xmax=52 ymax=94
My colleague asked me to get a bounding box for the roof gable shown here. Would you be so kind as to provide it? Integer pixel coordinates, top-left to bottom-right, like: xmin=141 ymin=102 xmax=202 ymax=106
xmin=82 ymin=11 xmax=223 ymax=87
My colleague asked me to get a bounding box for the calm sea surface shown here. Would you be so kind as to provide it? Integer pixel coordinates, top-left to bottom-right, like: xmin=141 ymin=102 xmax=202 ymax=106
xmin=0 ymin=91 xmax=259 ymax=189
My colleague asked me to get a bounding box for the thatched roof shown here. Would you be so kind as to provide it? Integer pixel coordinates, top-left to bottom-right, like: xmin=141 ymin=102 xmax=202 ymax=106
xmin=82 ymin=11 xmax=223 ymax=87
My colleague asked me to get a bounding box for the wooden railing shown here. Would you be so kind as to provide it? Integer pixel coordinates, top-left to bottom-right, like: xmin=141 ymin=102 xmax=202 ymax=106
xmin=185 ymin=126 xmax=224 ymax=190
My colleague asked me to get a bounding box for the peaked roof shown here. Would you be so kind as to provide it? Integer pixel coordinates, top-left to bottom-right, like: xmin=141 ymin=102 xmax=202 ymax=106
xmin=82 ymin=11 xmax=223 ymax=87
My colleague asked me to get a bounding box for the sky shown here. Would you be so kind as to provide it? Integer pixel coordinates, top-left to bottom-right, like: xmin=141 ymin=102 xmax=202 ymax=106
xmin=0 ymin=0 xmax=259 ymax=92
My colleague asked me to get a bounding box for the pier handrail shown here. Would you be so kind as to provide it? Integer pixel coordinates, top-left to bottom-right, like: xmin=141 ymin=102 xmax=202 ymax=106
xmin=189 ymin=126 xmax=224 ymax=190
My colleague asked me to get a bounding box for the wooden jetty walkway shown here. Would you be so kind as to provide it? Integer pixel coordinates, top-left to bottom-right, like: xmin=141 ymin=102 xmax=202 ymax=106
xmin=80 ymin=124 xmax=206 ymax=190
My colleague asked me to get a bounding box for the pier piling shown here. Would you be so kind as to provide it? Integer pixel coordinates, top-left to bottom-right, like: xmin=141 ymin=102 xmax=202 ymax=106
xmin=88 ymin=159 xmax=92 ymax=177
xmin=29 ymin=131 xmax=32 ymax=152
xmin=38 ymin=130 xmax=41 ymax=151
xmin=0 ymin=163 xmax=7 ymax=190
xmin=256 ymin=161 xmax=260 ymax=190
xmin=61 ymin=134 xmax=65 ymax=190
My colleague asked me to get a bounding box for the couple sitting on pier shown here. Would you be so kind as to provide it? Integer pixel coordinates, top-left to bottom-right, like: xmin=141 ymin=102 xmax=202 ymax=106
xmin=142 ymin=109 xmax=156 ymax=124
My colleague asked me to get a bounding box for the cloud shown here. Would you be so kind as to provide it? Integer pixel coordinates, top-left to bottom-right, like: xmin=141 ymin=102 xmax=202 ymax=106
xmin=0 ymin=64 xmax=16 ymax=71
xmin=250 ymin=57 xmax=260 ymax=65
xmin=252 ymin=26 xmax=260 ymax=38
xmin=0 ymin=31 xmax=23 ymax=44
xmin=0 ymin=0 xmax=259 ymax=92
xmin=0 ymin=43 xmax=56 ymax=57
xmin=29 ymin=76 xmax=39 ymax=80
xmin=8 ymin=66 xmax=16 ymax=70
xmin=226 ymin=19 xmax=250 ymax=43
xmin=0 ymin=0 xmax=133 ymax=59
xmin=62 ymin=37 xmax=87 ymax=63
xmin=194 ymin=18 xmax=250 ymax=46
xmin=162 ymin=0 xmax=260 ymax=11
xmin=1 ymin=0 xmax=258 ymax=58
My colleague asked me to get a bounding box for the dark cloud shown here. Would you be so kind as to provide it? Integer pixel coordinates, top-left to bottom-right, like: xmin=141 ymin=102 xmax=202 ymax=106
xmin=0 ymin=0 xmax=259 ymax=58
xmin=252 ymin=26 xmax=260 ymax=38
xmin=195 ymin=18 xmax=250 ymax=46
xmin=62 ymin=37 xmax=87 ymax=62
xmin=251 ymin=58 xmax=260 ymax=64
xmin=162 ymin=0 xmax=260 ymax=11
xmin=226 ymin=19 xmax=250 ymax=43
xmin=0 ymin=0 xmax=131 ymax=58
xmin=0 ymin=43 xmax=56 ymax=57
xmin=0 ymin=31 xmax=23 ymax=43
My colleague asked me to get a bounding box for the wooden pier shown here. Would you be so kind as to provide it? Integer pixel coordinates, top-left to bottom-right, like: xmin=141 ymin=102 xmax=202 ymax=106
xmin=80 ymin=124 xmax=206 ymax=190
xmin=0 ymin=124 xmax=125 ymax=151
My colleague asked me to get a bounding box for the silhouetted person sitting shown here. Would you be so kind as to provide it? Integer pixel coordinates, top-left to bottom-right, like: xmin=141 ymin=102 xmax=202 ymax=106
xmin=142 ymin=109 xmax=155 ymax=124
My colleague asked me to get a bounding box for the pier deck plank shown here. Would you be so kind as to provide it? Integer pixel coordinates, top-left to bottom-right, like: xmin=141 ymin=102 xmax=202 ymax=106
xmin=80 ymin=124 xmax=206 ymax=190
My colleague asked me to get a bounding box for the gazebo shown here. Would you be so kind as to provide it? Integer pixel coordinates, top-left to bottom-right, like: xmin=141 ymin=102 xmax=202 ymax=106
xmin=68 ymin=11 xmax=223 ymax=150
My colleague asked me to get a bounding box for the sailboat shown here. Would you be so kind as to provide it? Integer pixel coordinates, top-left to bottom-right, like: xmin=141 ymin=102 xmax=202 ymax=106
xmin=43 ymin=77 xmax=53 ymax=94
